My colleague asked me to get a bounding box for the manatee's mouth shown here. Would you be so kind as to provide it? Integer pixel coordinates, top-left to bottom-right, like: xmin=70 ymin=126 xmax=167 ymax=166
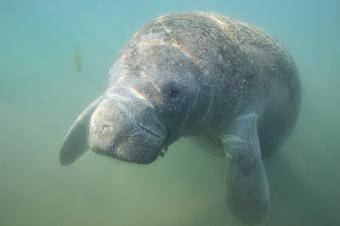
xmin=89 ymin=113 xmax=168 ymax=164
xmin=136 ymin=121 xmax=166 ymax=143
xmin=93 ymin=125 xmax=167 ymax=164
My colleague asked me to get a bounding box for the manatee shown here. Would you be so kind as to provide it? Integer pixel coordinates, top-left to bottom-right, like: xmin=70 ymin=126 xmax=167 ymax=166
xmin=60 ymin=12 xmax=301 ymax=225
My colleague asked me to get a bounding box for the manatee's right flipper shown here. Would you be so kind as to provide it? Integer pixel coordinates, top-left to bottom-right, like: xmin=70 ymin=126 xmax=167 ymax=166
xmin=219 ymin=113 xmax=270 ymax=225
xmin=60 ymin=96 xmax=103 ymax=166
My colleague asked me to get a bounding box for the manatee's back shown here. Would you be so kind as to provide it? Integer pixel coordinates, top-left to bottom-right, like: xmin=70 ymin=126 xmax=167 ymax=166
xmin=130 ymin=12 xmax=301 ymax=154
xmin=197 ymin=12 xmax=301 ymax=154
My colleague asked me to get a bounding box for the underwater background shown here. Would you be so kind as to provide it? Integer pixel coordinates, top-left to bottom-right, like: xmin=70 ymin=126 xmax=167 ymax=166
xmin=1 ymin=0 xmax=339 ymax=225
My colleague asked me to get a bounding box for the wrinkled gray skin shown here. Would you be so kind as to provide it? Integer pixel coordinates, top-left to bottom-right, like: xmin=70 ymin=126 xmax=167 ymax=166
xmin=60 ymin=12 xmax=300 ymax=226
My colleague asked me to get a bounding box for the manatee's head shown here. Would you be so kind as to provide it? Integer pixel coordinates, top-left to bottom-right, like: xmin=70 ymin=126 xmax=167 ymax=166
xmin=87 ymin=37 xmax=204 ymax=164
xmin=60 ymin=29 xmax=207 ymax=165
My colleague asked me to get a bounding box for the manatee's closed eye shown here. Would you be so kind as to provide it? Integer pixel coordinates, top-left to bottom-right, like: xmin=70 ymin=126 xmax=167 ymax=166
xmin=168 ymin=87 xmax=179 ymax=99
xmin=162 ymin=81 xmax=182 ymax=101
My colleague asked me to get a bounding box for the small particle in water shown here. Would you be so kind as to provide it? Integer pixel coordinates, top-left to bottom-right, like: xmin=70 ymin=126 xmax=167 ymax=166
xmin=159 ymin=146 xmax=169 ymax=157
xmin=73 ymin=46 xmax=82 ymax=73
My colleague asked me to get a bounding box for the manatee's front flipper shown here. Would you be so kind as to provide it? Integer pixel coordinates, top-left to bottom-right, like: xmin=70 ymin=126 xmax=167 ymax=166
xmin=60 ymin=96 xmax=103 ymax=166
xmin=219 ymin=113 xmax=270 ymax=225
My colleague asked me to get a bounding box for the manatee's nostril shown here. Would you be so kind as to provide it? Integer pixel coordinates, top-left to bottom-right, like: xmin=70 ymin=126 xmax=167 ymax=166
xmin=101 ymin=124 xmax=113 ymax=133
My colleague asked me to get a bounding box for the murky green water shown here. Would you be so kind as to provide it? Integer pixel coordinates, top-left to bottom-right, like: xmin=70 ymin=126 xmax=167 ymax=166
xmin=1 ymin=1 xmax=339 ymax=225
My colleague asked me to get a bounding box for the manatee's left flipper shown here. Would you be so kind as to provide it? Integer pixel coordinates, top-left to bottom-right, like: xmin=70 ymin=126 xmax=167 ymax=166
xmin=60 ymin=96 xmax=103 ymax=166
xmin=219 ymin=113 xmax=270 ymax=225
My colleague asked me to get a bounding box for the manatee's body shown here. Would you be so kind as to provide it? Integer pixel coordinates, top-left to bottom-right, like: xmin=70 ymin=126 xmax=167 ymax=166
xmin=60 ymin=12 xmax=300 ymax=225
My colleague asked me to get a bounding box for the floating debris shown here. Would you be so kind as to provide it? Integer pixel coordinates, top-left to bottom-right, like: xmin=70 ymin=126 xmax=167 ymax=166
xmin=159 ymin=146 xmax=169 ymax=157
xmin=73 ymin=46 xmax=82 ymax=73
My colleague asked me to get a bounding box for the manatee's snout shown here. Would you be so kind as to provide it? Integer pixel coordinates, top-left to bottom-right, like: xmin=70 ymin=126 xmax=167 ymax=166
xmin=89 ymin=98 xmax=167 ymax=164
xmin=89 ymin=101 xmax=122 ymax=155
